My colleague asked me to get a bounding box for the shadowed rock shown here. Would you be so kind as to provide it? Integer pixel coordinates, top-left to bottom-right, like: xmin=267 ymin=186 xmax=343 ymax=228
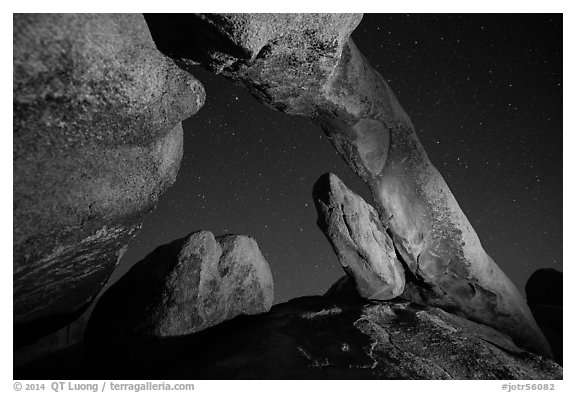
xmin=526 ymin=268 xmax=562 ymax=306
xmin=16 ymin=295 xmax=562 ymax=380
xmin=13 ymin=13 xmax=205 ymax=340
xmin=324 ymin=276 xmax=363 ymax=302
xmin=313 ymin=173 xmax=405 ymax=300
xmin=526 ymin=269 xmax=563 ymax=364
xmin=144 ymin=13 xmax=551 ymax=357
xmin=14 ymin=306 xmax=92 ymax=368
xmin=85 ymin=230 xmax=273 ymax=366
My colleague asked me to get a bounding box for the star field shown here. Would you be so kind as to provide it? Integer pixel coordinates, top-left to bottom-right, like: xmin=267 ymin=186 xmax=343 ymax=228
xmin=109 ymin=14 xmax=562 ymax=303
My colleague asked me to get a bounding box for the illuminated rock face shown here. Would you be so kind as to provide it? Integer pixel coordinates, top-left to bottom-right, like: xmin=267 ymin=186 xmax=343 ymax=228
xmin=13 ymin=13 xmax=205 ymax=338
xmin=313 ymin=173 xmax=405 ymax=300
xmin=85 ymin=230 xmax=274 ymax=365
xmin=78 ymin=296 xmax=565 ymax=379
xmin=145 ymin=13 xmax=551 ymax=357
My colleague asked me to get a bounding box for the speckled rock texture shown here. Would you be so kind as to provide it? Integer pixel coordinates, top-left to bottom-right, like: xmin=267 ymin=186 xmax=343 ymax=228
xmin=145 ymin=13 xmax=551 ymax=357
xmin=145 ymin=13 xmax=363 ymax=115
xmin=22 ymin=295 xmax=559 ymax=379
xmin=13 ymin=13 xmax=205 ymax=336
xmin=85 ymin=230 xmax=273 ymax=365
xmin=314 ymin=173 xmax=405 ymax=300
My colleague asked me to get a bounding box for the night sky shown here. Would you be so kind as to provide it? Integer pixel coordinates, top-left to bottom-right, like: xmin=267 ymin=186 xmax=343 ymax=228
xmin=108 ymin=14 xmax=562 ymax=304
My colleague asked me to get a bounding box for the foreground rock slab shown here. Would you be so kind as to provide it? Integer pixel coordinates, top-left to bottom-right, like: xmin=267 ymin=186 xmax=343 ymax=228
xmin=16 ymin=295 xmax=561 ymax=379
xmin=144 ymin=13 xmax=551 ymax=357
xmin=85 ymin=230 xmax=273 ymax=364
xmin=314 ymin=173 xmax=405 ymax=300
xmin=13 ymin=13 xmax=205 ymax=340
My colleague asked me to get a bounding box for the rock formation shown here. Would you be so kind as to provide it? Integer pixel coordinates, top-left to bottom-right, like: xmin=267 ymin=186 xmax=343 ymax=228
xmin=526 ymin=268 xmax=562 ymax=307
xmin=324 ymin=276 xmax=363 ymax=301
xmin=85 ymin=230 xmax=273 ymax=365
xmin=526 ymin=269 xmax=563 ymax=364
xmin=14 ymin=307 xmax=91 ymax=367
xmin=16 ymin=294 xmax=562 ymax=380
xmin=314 ymin=172 xmax=405 ymax=300
xmin=144 ymin=13 xmax=551 ymax=357
xmin=14 ymin=14 xmax=558 ymax=379
xmin=13 ymin=13 xmax=205 ymax=342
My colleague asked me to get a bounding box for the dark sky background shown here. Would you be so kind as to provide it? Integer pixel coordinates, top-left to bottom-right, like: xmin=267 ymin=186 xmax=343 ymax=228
xmin=109 ymin=14 xmax=562 ymax=304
